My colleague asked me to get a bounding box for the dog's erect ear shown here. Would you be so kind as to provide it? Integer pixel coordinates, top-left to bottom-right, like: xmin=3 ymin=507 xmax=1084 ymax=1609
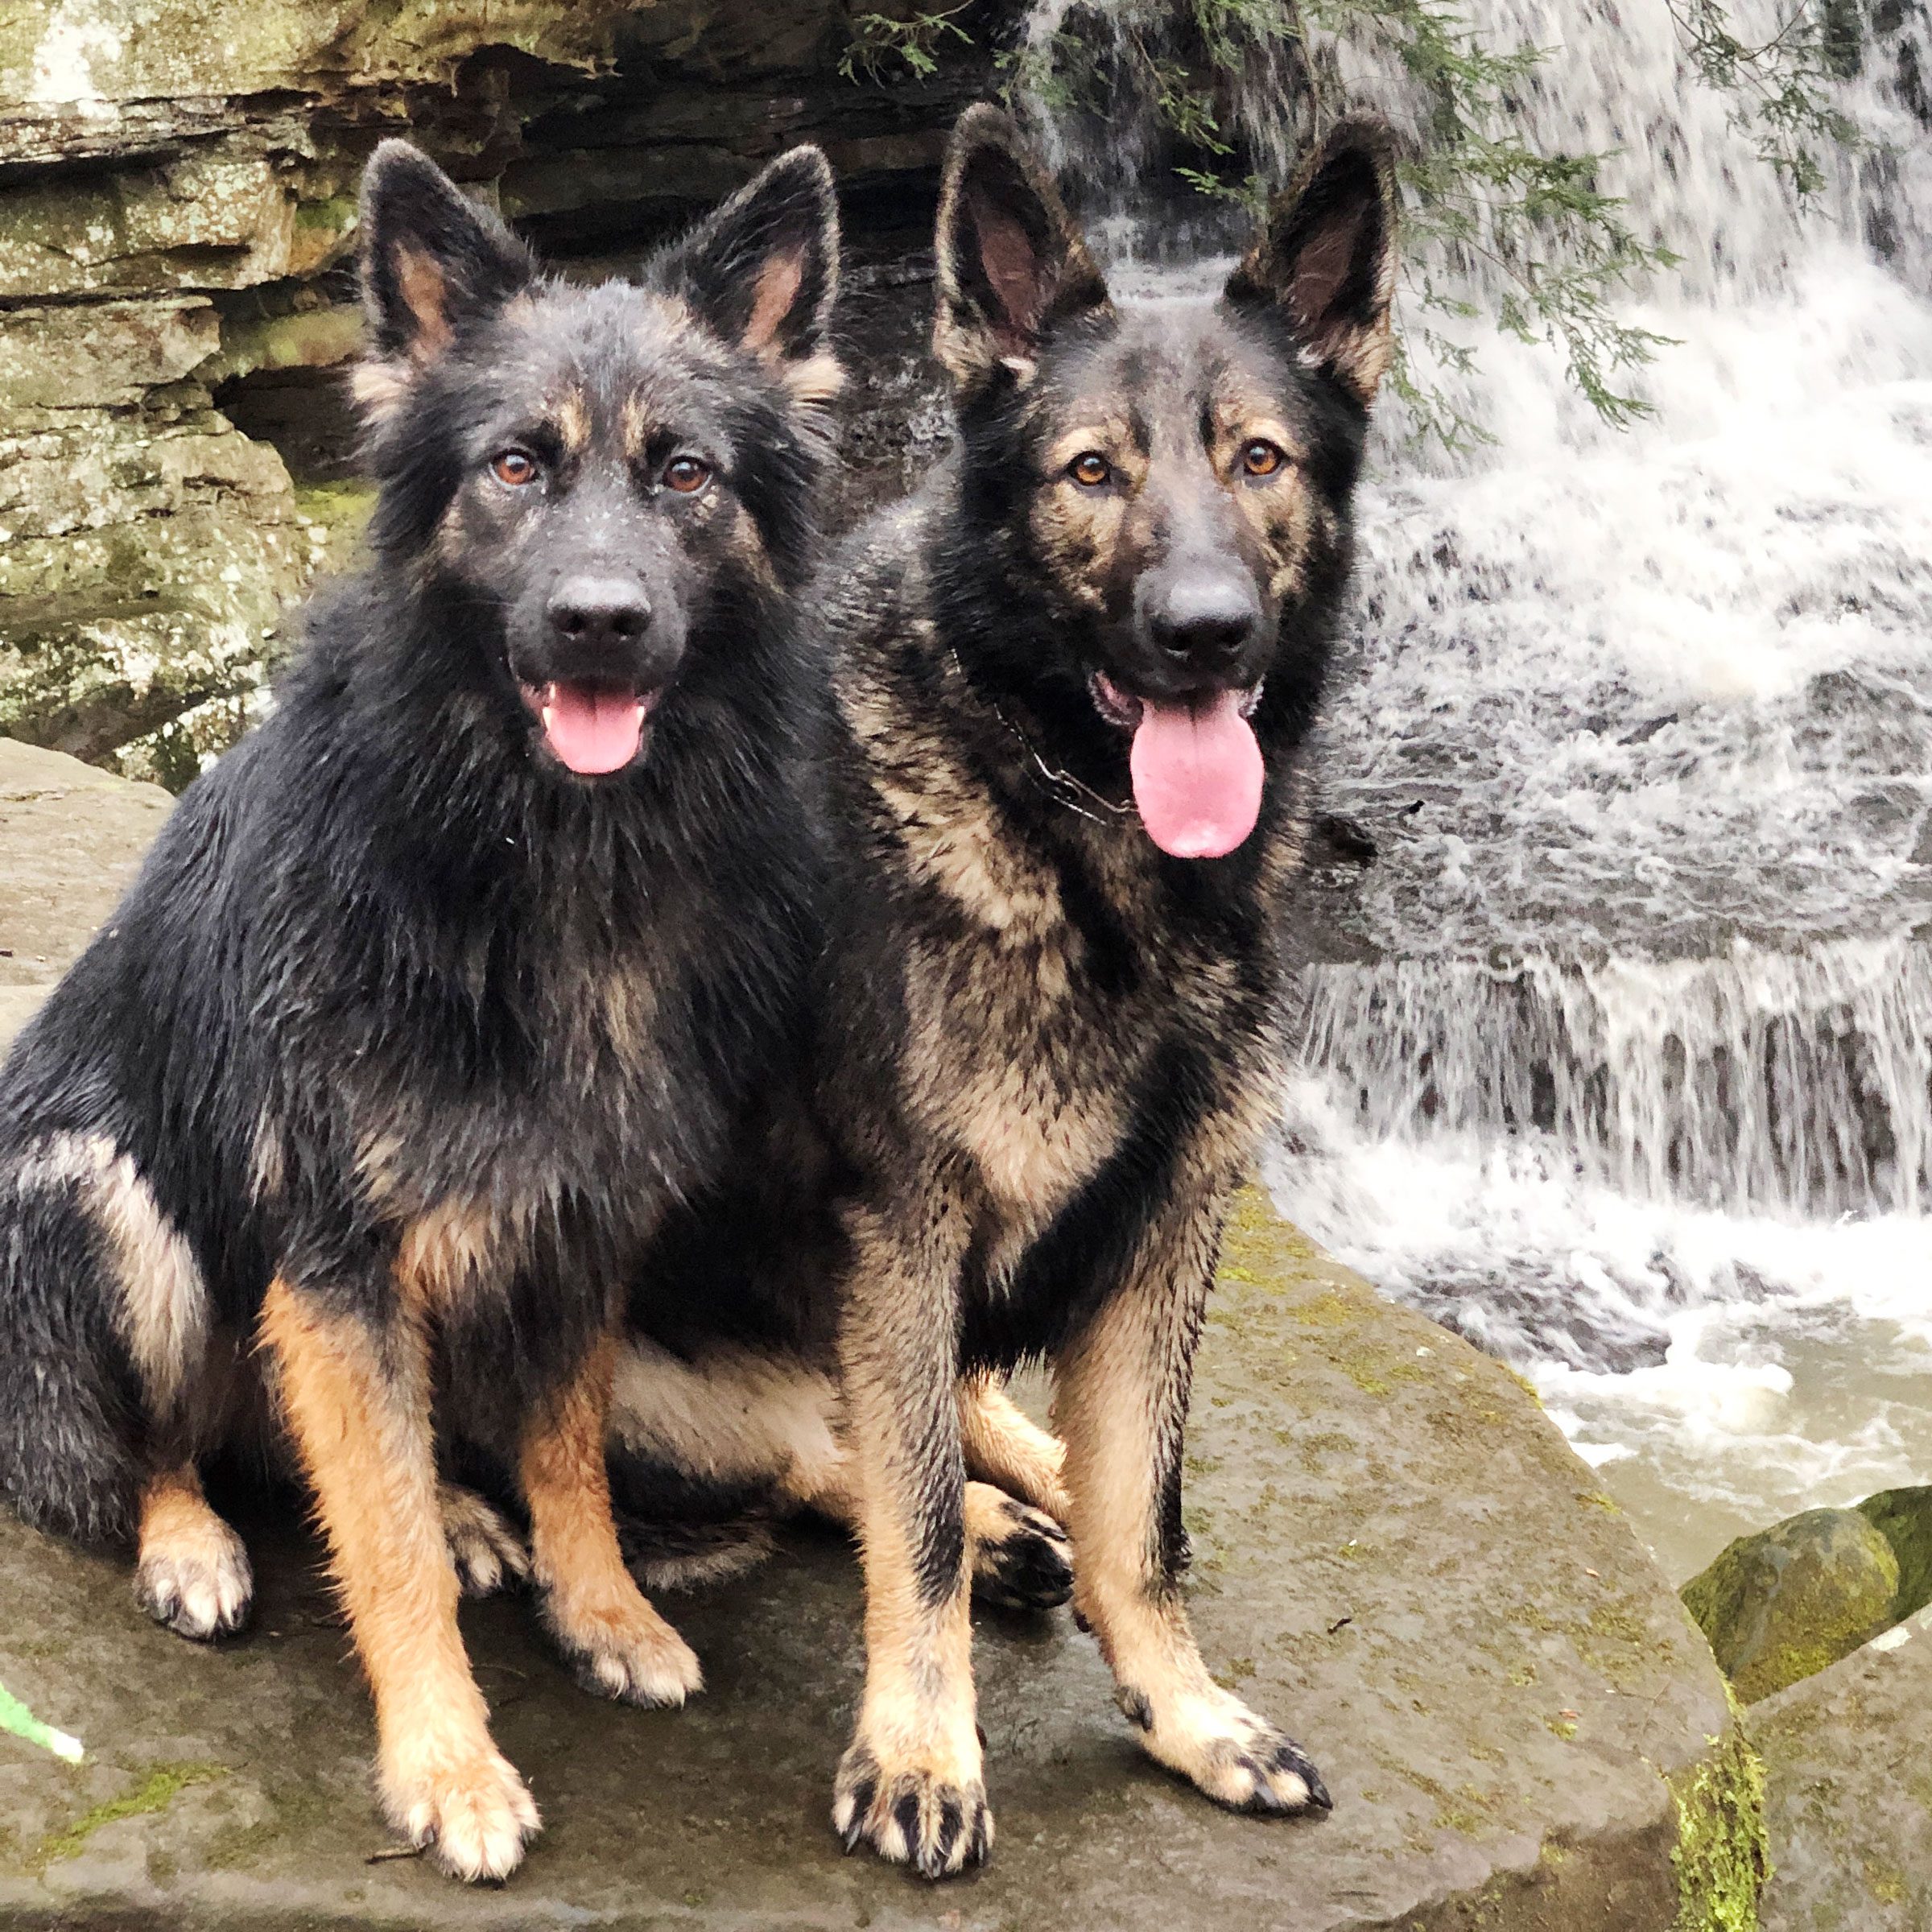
xmin=659 ymin=147 xmax=841 ymax=394
xmin=357 ymin=140 xmax=535 ymax=365
xmin=934 ymin=104 xmax=1112 ymax=390
xmin=1224 ymin=117 xmax=1398 ymax=407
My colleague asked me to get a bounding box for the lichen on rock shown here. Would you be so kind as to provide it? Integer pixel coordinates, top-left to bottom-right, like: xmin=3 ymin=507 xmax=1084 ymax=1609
xmin=1681 ymin=1506 xmax=1901 ymax=1704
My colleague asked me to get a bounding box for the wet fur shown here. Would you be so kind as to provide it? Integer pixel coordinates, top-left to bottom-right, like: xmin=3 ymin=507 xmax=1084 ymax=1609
xmin=818 ymin=106 xmax=1399 ymax=1876
xmin=0 ymin=138 xmax=843 ymax=1881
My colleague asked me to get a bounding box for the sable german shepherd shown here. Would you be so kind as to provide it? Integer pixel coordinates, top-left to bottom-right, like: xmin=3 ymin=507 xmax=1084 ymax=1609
xmin=811 ymin=106 xmax=1399 ymax=1875
xmin=0 ymin=138 xmax=846 ymax=1881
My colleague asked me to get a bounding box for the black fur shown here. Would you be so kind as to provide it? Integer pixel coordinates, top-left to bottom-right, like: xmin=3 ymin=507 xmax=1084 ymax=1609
xmin=0 ymin=139 xmax=838 ymax=1553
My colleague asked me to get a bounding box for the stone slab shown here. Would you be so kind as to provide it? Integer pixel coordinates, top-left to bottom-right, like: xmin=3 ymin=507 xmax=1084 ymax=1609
xmin=0 ymin=738 xmax=171 ymax=1019
xmin=0 ymin=1201 xmax=1753 ymax=1929
xmin=1757 ymin=1604 xmax=1932 ymax=1931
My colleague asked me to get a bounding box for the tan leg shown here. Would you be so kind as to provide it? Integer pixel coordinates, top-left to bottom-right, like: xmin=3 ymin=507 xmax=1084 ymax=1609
xmin=960 ymin=1373 xmax=1073 ymax=1522
xmin=134 ymin=1464 xmax=252 ymax=1641
xmin=258 ymin=1278 xmax=539 ymax=1882
xmin=519 ymin=1332 xmax=702 ymax=1706
xmin=1054 ymin=1195 xmax=1329 ymax=1816
xmin=831 ymin=1191 xmax=990 ymax=1880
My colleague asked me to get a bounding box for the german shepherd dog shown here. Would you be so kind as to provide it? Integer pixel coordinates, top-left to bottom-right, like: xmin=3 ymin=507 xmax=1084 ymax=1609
xmin=0 ymin=138 xmax=845 ymax=1881
xmin=815 ymin=106 xmax=1400 ymax=1875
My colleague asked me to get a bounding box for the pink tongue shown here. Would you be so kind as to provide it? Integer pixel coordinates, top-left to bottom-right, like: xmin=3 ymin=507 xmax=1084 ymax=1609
xmin=1129 ymin=691 xmax=1264 ymax=859
xmin=541 ymin=684 xmax=646 ymax=775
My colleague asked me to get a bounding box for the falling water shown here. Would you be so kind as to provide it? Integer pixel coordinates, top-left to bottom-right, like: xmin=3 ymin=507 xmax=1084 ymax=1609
xmin=1018 ymin=0 xmax=1932 ymax=1577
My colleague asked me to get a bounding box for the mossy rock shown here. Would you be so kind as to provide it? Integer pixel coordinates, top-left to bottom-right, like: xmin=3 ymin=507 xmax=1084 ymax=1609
xmin=1682 ymin=1506 xmax=1901 ymax=1703
xmin=1856 ymin=1484 xmax=1932 ymax=1625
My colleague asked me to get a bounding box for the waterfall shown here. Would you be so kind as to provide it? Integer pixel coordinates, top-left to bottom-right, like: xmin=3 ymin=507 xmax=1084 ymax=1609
xmin=1014 ymin=0 xmax=1932 ymax=1577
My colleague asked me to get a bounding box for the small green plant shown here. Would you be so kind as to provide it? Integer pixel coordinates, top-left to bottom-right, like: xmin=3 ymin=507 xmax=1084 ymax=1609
xmin=840 ymin=5 xmax=974 ymax=84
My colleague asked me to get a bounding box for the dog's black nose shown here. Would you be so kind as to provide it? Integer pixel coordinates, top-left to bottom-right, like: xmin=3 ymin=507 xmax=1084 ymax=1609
xmin=1147 ymin=577 xmax=1261 ymax=667
xmin=547 ymin=578 xmax=651 ymax=651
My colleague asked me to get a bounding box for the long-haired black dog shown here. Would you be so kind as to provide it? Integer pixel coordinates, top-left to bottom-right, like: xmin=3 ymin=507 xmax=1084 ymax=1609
xmin=0 ymin=137 xmax=840 ymax=1881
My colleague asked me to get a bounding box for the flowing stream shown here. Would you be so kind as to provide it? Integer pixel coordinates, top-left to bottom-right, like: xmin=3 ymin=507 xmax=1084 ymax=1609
xmin=1020 ymin=0 xmax=1932 ymax=1581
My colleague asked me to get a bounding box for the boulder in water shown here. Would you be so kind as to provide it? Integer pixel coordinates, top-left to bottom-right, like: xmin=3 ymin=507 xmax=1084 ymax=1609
xmin=1682 ymin=1506 xmax=1901 ymax=1703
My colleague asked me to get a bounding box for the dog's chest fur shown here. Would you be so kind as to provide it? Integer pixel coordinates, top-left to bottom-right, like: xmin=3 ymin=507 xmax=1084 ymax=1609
xmin=832 ymin=580 xmax=1295 ymax=1278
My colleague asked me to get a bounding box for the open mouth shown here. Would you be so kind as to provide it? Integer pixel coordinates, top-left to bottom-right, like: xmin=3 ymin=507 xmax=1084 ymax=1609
xmin=519 ymin=682 xmax=657 ymax=776
xmin=1089 ymin=671 xmax=1266 ymax=861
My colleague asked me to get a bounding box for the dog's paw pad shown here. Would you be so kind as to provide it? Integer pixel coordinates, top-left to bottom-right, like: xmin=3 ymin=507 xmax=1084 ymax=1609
xmin=385 ymin=1748 xmax=540 ymax=1884
xmin=972 ymin=1498 xmax=1074 ymax=1612
xmin=553 ymin=1598 xmax=704 ymax=1708
xmin=832 ymin=1743 xmax=992 ymax=1880
xmin=134 ymin=1521 xmax=253 ymax=1641
xmin=437 ymin=1484 xmax=530 ymax=1599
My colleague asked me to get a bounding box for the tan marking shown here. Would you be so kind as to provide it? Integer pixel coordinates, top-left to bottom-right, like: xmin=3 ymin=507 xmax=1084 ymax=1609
xmin=394 ymin=243 xmax=452 ymax=357
xmin=439 ymin=1481 xmax=530 ymax=1598
xmin=742 ymin=247 xmax=805 ymax=354
xmin=258 ymin=1278 xmax=536 ymax=1880
xmin=349 ymin=357 xmax=411 ymax=425
xmin=19 ymin=1133 xmax=210 ymax=1417
xmin=521 ymin=1332 xmax=702 ymax=1705
xmin=960 ymin=1376 xmax=1071 ymax=1521
xmin=1051 ymin=1191 xmax=1315 ymax=1809
xmin=609 ymin=1337 xmax=842 ymax=1495
xmin=135 ymin=1464 xmax=252 ymax=1640
xmin=555 ymin=386 xmax=592 ymax=459
xmin=394 ymin=1198 xmax=500 ymax=1316
xmin=620 ymin=391 xmax=654 ymax=463
xmin=781 ymin=349 xmax=845 ymax=407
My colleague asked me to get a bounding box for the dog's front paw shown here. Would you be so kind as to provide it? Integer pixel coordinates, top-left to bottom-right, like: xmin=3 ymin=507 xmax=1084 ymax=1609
xmin=381 ymin=1742 xmax=541 ymax=1882
xmin=546 ymin=1588 xmax=704 ymax=1708
xmin=437 ymin=1482 xmax=530 ymax=1599
xmin=134 ymin=1512 xmax=253 ymax=1641
xmin=1135 ymin=1688 xmax=1331 ymax=1815
xmin=832 ymin=1738 xmax=992 ymax=1880
xmin=968 ymin=1488 xmax=1075 ymax=1612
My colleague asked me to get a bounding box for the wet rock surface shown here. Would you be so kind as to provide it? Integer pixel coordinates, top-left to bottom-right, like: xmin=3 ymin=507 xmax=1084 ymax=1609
xmin=0 ymin=1211 xmax=1756 ymax=1928
xmin=1758 ymin=1604 xmax=1932 ymax=1932
xmin=0 ymin=737 xmax=169 ymax=1049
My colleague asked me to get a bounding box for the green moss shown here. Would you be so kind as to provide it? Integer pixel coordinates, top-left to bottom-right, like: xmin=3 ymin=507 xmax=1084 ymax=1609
xmin=1682 ymin=1509 xmax=1898 ymax=1703
xmin=1669 ymin=1714 xmax=1769 ymax=1932
xmin=24 ymin=1761 xmax=225 ymax=1876
xmin=1856 ymin=1486 xmax=1932 ymax=1624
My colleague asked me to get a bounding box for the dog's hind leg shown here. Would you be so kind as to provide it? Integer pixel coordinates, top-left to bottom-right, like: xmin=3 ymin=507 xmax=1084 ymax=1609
xmin=779 ymin=1407 xmax=1071 ymax=1613
xmin=521 ymin=1331 xmax=703 ymax=1707
xmin=1053 ymin=1189 xmax=1329 ymax=1819
xmin=134 ymin=1464 xmax=252 ymax=1639
xmin=960 ymin=1375 xmax=1073 ymax=1523
xmin=437 ymin=1481 xmax=530 ymax=1600
xmin=258 ymin=1276 xmax=539 ymax=1883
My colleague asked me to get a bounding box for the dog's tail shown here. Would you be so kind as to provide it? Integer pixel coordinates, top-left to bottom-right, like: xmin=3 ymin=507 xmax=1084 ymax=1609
xmin=606 ymin=1435 xmax=788 ymax=1595
xmin=0 ymin=1137 xmax=145 ymax=1544
xmin=617 ymin=1513 xmax=778 ymax=1594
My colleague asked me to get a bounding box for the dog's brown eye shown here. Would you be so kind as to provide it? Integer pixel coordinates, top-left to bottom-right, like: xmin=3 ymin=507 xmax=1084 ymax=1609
xmin=1241 ymin=440 xmax=1286 ymax=478
xmin=1068 ymin=452 xmax=1111 ymax=488
xmin=491 ymin=448 xmax=539 ymax=487
xmin=663 ymin=456 xmax=712 ymax=494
